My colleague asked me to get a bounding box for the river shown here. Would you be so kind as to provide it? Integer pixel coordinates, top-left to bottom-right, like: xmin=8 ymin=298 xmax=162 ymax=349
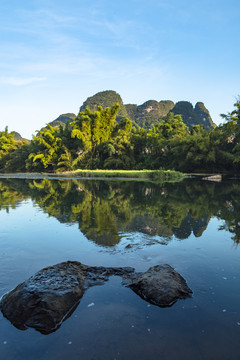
xmin=0 ymin=177 xmax=240 ymax=359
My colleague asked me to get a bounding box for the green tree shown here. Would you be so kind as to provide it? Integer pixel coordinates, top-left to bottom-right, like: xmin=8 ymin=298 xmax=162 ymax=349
xmin=4 ymin=142 xmax=31 ymax=172
xmin=170 ymin=125 xmax=212 ymax=171
xmin=27 ymin=124 xmax=63 ymax=171
xmin=103 ymin=118 xmax=134 ymax=169
xmin=131 ymin=128 xmax=148 ymax=169
xmin=143 ymin=113 xmax=189 ymax=169
xmin=208 ymin=125 xmax=235 ymax=172
xmin=71 ymin=104 xmax=120 ymax=168
xmin=221 ymin=97 xmax=240 ymax=166
xmin=0 ymin=127 xmax=27 ymax=171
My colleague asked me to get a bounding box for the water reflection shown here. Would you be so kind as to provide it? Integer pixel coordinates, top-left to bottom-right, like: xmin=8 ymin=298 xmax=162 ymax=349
xmin=0 ymin=178 xmax=240 ymax=245
xmin=0 ymin=181 xmax=28 ymax=212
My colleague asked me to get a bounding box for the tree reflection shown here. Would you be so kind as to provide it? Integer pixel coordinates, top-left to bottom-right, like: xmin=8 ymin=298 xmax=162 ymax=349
xmin=0 ymin=180 xmax=28 ymax=212
xmin=1 ymin=178 xmax=240 ymax=245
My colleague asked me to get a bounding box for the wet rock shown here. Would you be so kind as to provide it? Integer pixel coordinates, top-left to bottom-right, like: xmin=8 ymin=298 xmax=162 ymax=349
xmin=0 ymin=261 xmax=192 ymax=334
xmin=124 ymin=264 xmax=192 ymax=307
xmin=125 ymin=244 xmax=133 ymax=249
xmin=0 ymin=261 xmax=134 ymax=334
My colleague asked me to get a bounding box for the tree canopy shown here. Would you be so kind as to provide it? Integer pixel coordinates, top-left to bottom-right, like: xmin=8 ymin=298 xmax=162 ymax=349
xmin=0 ymin=98 xmax=240 ymax=173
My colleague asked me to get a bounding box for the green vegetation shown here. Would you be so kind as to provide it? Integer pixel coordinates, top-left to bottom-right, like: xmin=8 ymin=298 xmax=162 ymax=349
xmin=77 ymin=90 xmax=213 ymax=130
xmin=0 ymin=180 xmax=28 ymax=212
xmin=135 ymin=100 xmax=164 ymax=128
xmin=56 ymin=169 xmax=185 ymax=181
xmin=170 ymin=101 xmax=214 ymax=130
xmin=80 ymin=90 xmax=128 ymax=119
xmin=0 ymin=97 xmax=239 ymax=174
xmin=158 ymin=100 xmax=175 ymax=116
xmin=125 ymin=104 xmax=138 ymax=123
xmin=195 ymin=102 xmax=214 ymax=129
xmin=48 ymin=113 xmax=76 ymax=129
xmin=0 ymin=127 xmax=29 ymax=172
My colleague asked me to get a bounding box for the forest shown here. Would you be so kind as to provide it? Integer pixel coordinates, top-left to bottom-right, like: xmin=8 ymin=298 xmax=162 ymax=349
xmin=0 ymin=98 xmax=239 ymax=173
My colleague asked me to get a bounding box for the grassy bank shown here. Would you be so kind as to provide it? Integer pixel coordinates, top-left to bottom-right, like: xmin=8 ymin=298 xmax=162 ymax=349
xmin=0 ymin=169 xmax=185 ymax=182
xmin=55 ymin=169 xmax=185 ymax=181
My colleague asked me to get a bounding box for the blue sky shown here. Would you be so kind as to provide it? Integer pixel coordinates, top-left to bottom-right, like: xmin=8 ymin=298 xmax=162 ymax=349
xmin=0 ymin=0 xmax=239 ymax=138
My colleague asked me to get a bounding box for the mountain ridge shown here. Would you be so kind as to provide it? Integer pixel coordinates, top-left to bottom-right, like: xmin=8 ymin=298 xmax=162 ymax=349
xmin=48 ymin=90 xmax=214 ymax=130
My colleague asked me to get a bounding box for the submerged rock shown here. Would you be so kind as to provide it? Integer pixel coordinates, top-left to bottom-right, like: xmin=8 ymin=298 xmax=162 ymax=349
xmin=124 ymin=264 xmax=192 ymax=307
xmin=0 ymin=261 xmax=192 ymax=334
xmin=0 ymin=261 xmax=134 ymax=334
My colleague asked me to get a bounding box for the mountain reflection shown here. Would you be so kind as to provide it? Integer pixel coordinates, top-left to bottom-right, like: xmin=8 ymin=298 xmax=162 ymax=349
xmin=1 ymin=178 xmax=240 ymax=245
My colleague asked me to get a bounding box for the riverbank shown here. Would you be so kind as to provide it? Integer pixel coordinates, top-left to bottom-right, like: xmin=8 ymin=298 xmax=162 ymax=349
xmin=0 ymin=169 xmax=185 ymax=181
xmin=57 ymin=169 xmax=185 ymax=181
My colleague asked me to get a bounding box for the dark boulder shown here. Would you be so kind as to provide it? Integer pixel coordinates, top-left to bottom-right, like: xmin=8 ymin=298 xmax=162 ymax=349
xmin=0 ymin=261 xmax=134 ymax=334
xmin=0 ymin=261 xmax=192 ymax=334
xmin=124 ymin=264 xmax=192 ymax=307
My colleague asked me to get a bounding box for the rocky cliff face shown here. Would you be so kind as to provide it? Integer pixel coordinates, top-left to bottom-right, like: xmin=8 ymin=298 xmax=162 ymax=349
xmin=49 ymin=113 xmax=76 ymax=128
xmin=13 ymin=131 xmax=23 ymax=140
xmin=133 ymin=100 xmax=165 ymax=128
xmin=129 ymin=99 xmax=214 ymax=130
xmin=194 ymin=102 xmax=214 ymax=130
xmin=158 ymin=100 xmax=175 ymax=116
xmin=80 ymin=90 xmax=128 ymax=119
xmin=171 ymin=101 xmax=199 ymax=129
xmin=48 ymin=91 xmax=214 ymax=131
xmin=171 ymin=101 xmax=214 ymax=130
xmin=129 ymin=100 xmax=175 ymax=128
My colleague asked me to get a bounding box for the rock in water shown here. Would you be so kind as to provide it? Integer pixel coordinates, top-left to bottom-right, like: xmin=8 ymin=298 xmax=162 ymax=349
xmin=0 ymin=262 xmax=85 ymax=334
xmin=0 ymin=261 xmax=192 ymax=334
xmin=125 ymin=264 xmax=192 ymax=307
xmin=0 ymin=261 xmax=134 ymax=334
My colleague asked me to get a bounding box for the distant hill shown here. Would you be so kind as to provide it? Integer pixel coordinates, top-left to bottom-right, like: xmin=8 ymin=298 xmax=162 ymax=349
xmin=194 ymin=102 xmax=214 ymax=130
xmin=171 ymin=101 xmax=214 ymax=130
xmin=46 ymin=91 xmax=214 ymax=131
xmin=79 ymin=90 xmax=214 ymax=130
xmin=80 ymin=90 xmax=128 ymax=119
xmin=12 ymin=131 xmax=29 ymax=142
xmin=127 ymin=99 xmax=214 ymax=130
xmin=158 ymin=100 xmax=175 ymax=116
xmin=13 ymin=131 xmax=23 ymax=140
xmin=45 ymin=113 xmax=76 ymax=131
xmin=126 ymin=100 xmax=175 ymax=128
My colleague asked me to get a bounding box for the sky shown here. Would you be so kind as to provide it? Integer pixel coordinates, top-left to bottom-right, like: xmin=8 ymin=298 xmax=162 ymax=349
xmin=0 ymin=0 xmax=239 ymax=139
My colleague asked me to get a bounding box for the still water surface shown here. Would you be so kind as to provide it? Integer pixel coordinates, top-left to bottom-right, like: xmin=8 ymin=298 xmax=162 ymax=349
xmin=0 ymin=177 xmax=240 ymax=359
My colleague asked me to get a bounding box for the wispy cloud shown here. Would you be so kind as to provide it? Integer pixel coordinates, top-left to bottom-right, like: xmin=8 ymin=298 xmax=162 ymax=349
xmin=1 ymin=4 xmax=150 ymax=52
xmin=0 ymin=76 xmax=46 ymax=86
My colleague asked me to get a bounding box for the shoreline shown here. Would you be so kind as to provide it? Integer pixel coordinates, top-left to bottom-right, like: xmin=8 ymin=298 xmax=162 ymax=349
xmin=0 ymin=169 xmax=185 ymax=182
